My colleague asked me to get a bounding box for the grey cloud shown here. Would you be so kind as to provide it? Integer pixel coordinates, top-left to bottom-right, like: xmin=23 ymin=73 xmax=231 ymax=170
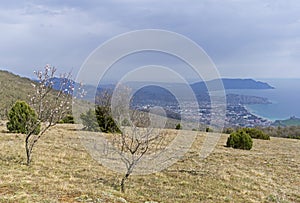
xmin=0 ymin=0 xmax=300 ymax=79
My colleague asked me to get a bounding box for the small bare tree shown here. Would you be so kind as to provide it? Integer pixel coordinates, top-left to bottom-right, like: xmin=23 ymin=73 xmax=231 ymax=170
xmin=117 ymin=120 xmax=165 ymax=192
xmin=25 ymin=65 xmax=81 ymax=165
xmin=80 ymin=86 xmax=188 ymax=192
xmin=107 ymin=86 xmax=166 ymax=192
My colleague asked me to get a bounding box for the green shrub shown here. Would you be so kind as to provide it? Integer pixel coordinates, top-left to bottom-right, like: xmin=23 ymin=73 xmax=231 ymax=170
xmin=7 ymin=100 xmax=40 ymax=135
xmin=243 ymin=128 xmax=270 ymax=140
xmin=175 ymin=123 xmax=182 ymax=130
xmin=80 ymin=107 xmax=121 ymax=133
xmin=95 ymin=106 xmax=121 ymax=133
xmin=223 ymin=127 xmax=234 ymax=134
xmin=260 ymin=126 xmax=300 ymax=139
xmin=59 ymin=114 xmax=75 ymax=124
xmin=80 ymin=109 xmax=100 ymax=132
xmin=226 ymin=129 xmax=253 ymax=150
xmin=206 ymin=127 xmax=213 ymax=132
xmin=121 ymin=118 xmax=130 ymax=126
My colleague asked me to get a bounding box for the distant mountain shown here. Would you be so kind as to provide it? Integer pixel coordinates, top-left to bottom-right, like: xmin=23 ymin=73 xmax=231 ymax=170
xmin=48 ymin=77 xmax=273 ymax=105
xmin=46 ymin=77 xmax=74 ymax=92
xmin=130 ymin=87 xmax=271 ymax=106
xmin=50 ymin=78 xmax=274 ymax=93
xmin=191 ymin=78 xmax=274 ymax=93
xmin=221 ymin=78 xmax=274 ymax=89
xmin=126 ymin=79 xmax=273 ymax=106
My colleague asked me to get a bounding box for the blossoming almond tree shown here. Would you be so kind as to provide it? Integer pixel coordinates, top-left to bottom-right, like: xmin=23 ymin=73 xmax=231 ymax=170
xmin=25 ymin=65 xmax=83 ymax=165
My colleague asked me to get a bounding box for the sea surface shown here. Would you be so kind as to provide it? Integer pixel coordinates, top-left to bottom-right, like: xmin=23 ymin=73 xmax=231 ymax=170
xmin=226 ymin=78 xmax=300 ymax=121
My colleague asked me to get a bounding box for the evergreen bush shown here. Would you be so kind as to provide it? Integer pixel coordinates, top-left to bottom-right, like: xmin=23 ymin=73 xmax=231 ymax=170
xmin=95 ymin=106 xmax=121 ymax=133
xmin=226 ymin=129 xmax=253 ymax=150
xmin=7 ymin=101 xmax=40 ymax=135
xmin=59 ymin=114 xmax=75 ymax=124
xmin=80 ymin=107 xmax=121 ymax=133
xmin=175 ymin=123 xmax=182 ymax=130
xmin=80 ymin=109 xmax=100 ymax=132
xmin=243 ymin=128 xmax=270 ymax=140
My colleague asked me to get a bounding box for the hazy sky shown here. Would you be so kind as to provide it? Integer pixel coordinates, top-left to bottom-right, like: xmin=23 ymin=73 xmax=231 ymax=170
xmin=1 ymin=0 xmax=300 ymax=80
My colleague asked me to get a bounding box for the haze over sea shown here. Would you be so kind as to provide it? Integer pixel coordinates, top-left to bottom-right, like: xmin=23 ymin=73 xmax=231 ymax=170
xmin=226 ymin=79 xmax=300 ymax=121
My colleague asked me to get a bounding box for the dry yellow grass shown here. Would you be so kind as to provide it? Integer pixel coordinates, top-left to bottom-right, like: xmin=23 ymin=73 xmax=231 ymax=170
xmin=0 ymin=123 xmax=299 ymax=202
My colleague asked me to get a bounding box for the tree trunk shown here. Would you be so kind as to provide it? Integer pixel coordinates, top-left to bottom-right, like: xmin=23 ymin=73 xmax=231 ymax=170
xmin=120 ymin=173 xmax=129 ymax=193
xmin=25 ymin=135 xmax=32 ymax=165
xmin=25 ymin=141 xmax=31 ymax=165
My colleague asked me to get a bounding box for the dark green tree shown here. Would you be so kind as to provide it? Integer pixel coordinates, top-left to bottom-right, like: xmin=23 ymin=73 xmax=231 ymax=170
xmin=7 ymin=100 xmax=40 ymax=135
xmin=96 ymin=105 xmax=121 ymax=133
xmin=80 ymin=106 xmax=121 ymax=133
xmin=81 ymin=89 xmax=121 ymax=133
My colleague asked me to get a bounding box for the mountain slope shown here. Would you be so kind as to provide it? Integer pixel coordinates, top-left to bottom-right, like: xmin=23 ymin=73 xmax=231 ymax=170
xmin=0 ymin=70 xmax=36 ymax=118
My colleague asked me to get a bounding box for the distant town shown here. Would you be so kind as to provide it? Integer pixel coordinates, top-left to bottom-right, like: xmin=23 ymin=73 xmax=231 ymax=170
xmin=127 ymin=79 xmax=275 ymax=128
xmin=133 ymin=101 xmax=273 ymax=128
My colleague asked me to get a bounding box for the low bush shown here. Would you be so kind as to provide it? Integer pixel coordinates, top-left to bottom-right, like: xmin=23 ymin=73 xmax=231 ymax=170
xmin=226 ymin=129 xmax=253 ymax=150
xmin=80 ymin=109 xmax=100 ymax=132
xmin=206 ymin=127 xmax=213 ymax=132
xmin=223 ymin=127 xmax=235 ymax=134
xmin=243 ymin=128 xmax=270 ymax=140
xmin=261 ymin=126 xmax=300 ymax=139
xmin=59 ymin=114 xmax=75 ymax=124
xmin=175 ymin=123 xmax=182 ymax=130
xmin=7 ymin=100 xmax=40 ymax=135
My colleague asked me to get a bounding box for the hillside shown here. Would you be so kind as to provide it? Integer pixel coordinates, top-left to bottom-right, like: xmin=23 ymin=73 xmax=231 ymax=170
xmin=0 ymin=124 xmax=299 ymax=202
xmin=0 ymin=70 xmax=35 ymax=118
xmin=273 ymin=116 xmax=300 ymax=127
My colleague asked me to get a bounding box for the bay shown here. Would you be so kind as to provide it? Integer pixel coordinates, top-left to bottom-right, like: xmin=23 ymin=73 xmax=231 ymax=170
xmin=226 ymin=78 xmax=300 ymax=121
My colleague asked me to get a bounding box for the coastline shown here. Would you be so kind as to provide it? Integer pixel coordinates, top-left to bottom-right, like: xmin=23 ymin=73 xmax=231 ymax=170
xmin=243 ymin=104 xmax=275 ymax=122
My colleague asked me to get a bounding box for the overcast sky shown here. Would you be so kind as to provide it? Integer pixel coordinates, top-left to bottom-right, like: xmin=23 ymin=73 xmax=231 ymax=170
xmin=1 ymin=0 xmax=300 ymax=80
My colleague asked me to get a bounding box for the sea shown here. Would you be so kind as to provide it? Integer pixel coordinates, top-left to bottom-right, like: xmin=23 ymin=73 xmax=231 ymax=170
xmin=226 ymin=78 xmax=300 ymax=121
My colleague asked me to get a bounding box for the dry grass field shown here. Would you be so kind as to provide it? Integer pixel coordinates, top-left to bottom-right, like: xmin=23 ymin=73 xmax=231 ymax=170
xmin=0 ymin=123 xmax=299 ymax=202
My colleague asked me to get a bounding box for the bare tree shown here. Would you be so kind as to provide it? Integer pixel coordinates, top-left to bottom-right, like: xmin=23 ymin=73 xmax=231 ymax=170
xmin=25 ymin=65 xmax=82 ymax=165
xmin=107 ymin=86 xmax=166 ymax=192
xmin=117 ymin=124 xmax=165 ymax=192
xmin=80 ymin=86 xmax=190 ymax=192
